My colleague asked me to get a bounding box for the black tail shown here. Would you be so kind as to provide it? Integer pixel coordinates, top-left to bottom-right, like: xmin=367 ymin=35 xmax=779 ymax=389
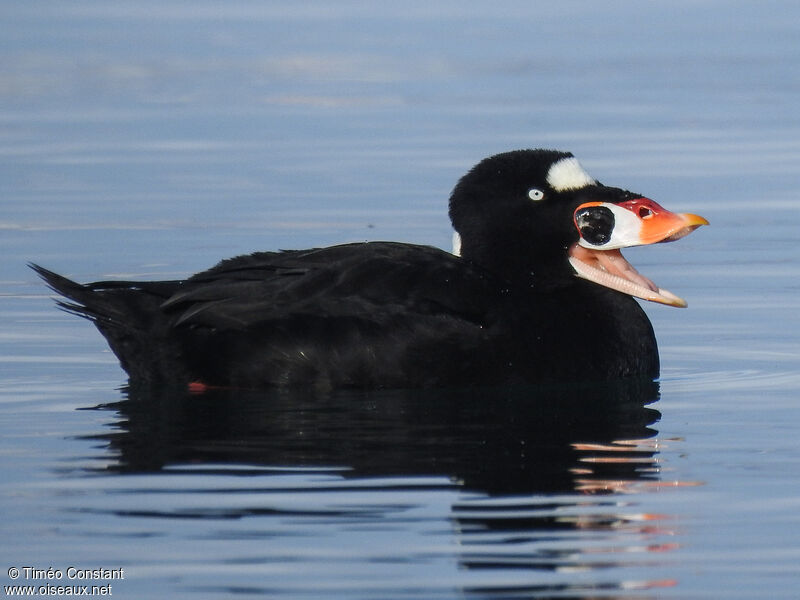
xmin=30 ymin=263 xmax=126 ymax=326
xmin=30 ymin=264 xmax=184 ymax=381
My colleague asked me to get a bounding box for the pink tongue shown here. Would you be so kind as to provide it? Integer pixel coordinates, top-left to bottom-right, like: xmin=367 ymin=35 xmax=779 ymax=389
xmin=568 ymin=243 xmax=688 ymax=308
xmin=577 ymin=247 xmax=659 ymax=292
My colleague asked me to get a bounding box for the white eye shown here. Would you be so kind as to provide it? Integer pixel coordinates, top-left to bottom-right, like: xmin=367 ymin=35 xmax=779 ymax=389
xmin=528 ymin=188 xmax=545 ymax=201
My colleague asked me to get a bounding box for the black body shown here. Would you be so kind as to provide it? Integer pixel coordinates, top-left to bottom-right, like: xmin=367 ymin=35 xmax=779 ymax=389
xmin=32 ymin=150 xmax=659 ymax=389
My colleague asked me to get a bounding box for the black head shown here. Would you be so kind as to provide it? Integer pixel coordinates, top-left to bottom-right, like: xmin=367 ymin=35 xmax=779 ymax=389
xmin=449 ymin=149 xmax=633 ymax=282
xmin=448 ymin=149 xmax=708 ymax=305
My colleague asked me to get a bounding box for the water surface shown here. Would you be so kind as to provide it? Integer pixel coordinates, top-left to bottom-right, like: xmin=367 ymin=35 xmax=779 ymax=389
xmin=2 ymin=2 xmax=800 ymax=598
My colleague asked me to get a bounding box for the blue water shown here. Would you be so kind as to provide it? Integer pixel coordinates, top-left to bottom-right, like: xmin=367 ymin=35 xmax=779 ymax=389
xmin=3 ymin=2 xmax=800 ymax=598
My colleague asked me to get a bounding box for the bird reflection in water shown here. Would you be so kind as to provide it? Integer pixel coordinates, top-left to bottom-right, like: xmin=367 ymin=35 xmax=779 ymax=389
xmin=82 ymin=378 xmax=697 ymax=597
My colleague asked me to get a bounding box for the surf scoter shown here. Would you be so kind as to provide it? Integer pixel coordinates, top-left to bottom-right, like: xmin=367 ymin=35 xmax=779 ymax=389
xmin=32 ymin=149 xmax=707 ymax=390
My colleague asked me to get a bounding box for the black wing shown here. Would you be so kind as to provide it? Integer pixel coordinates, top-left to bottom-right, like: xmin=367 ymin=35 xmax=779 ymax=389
xmin=158 ymin=242 xmax=502 ymax=387
xmin=161 ymin=242 xmax=494 ymax=330
xmin=33 ymin=243 xmax=505 ymax=387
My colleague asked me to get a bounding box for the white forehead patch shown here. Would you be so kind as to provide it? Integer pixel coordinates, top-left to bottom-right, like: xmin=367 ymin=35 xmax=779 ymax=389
xmin=546 ymin=157 xmax=596 ymax=192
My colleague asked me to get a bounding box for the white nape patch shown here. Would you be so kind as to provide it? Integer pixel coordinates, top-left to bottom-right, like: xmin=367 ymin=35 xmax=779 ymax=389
xmin=546 ymin=157 xmax=596 ymax=192
xmin=452 ymin=231 xmax=462 ymax=256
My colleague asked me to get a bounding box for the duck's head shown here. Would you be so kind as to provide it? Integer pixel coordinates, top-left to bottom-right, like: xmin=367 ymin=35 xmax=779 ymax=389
xmin=448 ymin=149 xmax=708 ymax=307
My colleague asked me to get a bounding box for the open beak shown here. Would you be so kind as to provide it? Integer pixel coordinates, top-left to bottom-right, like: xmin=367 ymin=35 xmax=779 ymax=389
xmin=568 ymin=198 xmax=708 ymax=307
